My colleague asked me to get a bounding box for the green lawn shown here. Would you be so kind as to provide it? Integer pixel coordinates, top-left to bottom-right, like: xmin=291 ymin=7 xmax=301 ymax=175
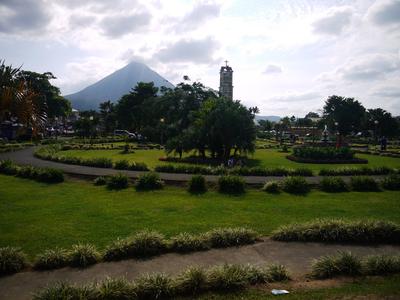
xmin=57 ymin=148 xmax=400 ymax=171
xmin=194 ymin=275 xmax=400 ymax=299
xmin=1 ymin=175 xmax=399 ymax=257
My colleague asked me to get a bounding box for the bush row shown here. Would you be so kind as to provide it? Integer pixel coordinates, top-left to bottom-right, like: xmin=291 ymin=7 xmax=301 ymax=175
xmin=0 ymin=160 xmax=64 ymax=183
xmin=33 ymin=263 xmax=290 ymax=300
xmin=311 ymin=251 xmax=400 ymax=279
xmin=271 ymin=219 xmax=400 ymax=244
xmin=155 ymin=164 xmax=314 ymax=177
xmin=0 ymin=228 xmax=259 ymax=275
xmin=94 ymin=173 xmax=164 ymax=190
xmin=293 ymin=146 xmax=355 ymax=160
xmin=319 ymin=166 xmax=397 ymax=176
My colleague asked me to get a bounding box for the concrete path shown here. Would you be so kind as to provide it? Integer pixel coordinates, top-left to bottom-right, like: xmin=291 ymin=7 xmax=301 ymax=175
xmin=0 ymin=148 xmax=383 ymax=185
xmin=0 ymin=239 xmax=399 ymax=300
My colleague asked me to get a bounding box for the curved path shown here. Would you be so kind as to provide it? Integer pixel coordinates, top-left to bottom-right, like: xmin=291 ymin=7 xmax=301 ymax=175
xmin=0 ymin=148 xmax=379 ymax=184
xmin=0 ymin=239 xmax=399 ymax=300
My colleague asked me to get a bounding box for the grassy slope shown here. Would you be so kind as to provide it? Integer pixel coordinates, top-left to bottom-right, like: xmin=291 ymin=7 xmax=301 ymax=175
xmin=58 ymin=148 xmax=400 ymax=170
xmin=1 ymin=175 xmax=399 ymax=257
xmin=194 ymin=275 xmax=400 ymax=299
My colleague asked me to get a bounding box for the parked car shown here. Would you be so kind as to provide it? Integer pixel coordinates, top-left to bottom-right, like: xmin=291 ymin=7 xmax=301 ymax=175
xmin=114 ymin=130 xmax=136 ymax=139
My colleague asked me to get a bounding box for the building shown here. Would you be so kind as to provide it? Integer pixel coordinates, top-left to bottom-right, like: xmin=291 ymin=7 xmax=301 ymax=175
xmin=219 ymin=61 xmax=233 ymax=100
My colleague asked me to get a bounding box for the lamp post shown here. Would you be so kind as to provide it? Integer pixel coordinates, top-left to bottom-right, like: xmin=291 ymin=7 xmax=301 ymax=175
xmin=334 ymin=121 xmax=339 ymax=148
xmin=160 ymin=118 xmax=165 ymax=146
xmin=374 ymin=120 xmax=379 ymax=150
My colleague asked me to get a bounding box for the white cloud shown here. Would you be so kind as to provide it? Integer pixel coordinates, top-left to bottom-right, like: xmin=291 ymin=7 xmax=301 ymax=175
xmin=263 ymin=64 xmax=283 ymax=74
xmin=367 ymin=0 xmax=400 ymax=27
xmin=100 ymin=11 xmax=152 ymax=38
xmin=312 ymin=6 xmax=353 ymax=35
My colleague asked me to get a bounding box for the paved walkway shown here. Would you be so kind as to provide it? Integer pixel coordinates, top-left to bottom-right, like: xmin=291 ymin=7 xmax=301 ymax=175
xmin=0 ymin=239 xmax=399 ymax=300
xmin=0 ymin=148 xmax=381 ymax=184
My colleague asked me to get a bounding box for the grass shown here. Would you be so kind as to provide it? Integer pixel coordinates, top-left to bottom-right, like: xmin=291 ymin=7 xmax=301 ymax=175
xmin=0 ymin=175 xmax=399 ymax=258
xmin=57 ymin=148 xmax=400 ymax=171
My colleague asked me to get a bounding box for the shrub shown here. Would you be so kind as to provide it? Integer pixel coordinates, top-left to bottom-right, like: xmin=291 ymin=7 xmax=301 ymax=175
xmin=271 ymin=219 xmax=400 ymax=244
xmin=363 ymin=255 xmax=400 ymax=276
xmin=107 ymin=173 xmax=129 ymax=190
xmin=267 ymin=264 xmax=290 ymax=281
xmin=206 ymin=228 xmax=258 ymax=248
xmin=93 ymin=176 xmax=107 ymax=186
xmin=319 ymin=177 xmax=348 ymax=193
xmin=293 ymin=146 xmax=355 ymax=160
xmin=350 ymin=176 xmax=380 ymax=192
xmin=0 ymin=159 xmax=18 ymax=175
xmin=0 ymin=247 xmax=27 ymax=276
xmin=32 ymin=282 xmax=95 ymax=300
xmin=319 ymin=166 xmax=394 ymax=176
xmin=382 ymin=174 xmax=400 ymax=190
xmin=135 ymin=172 xmax=164 ymax=191
xmin=243 ymin=265 xmax=269 ymax=284
xmin=104 ymin=230 xmax=168 ymax=261
xmin=84 ymin=157 xmax=113 ymax=168
xmin=114 ymin=159 xmax=130 ymax=170
xmin=291 ymin=168 xmax=314 ymax=177
xmin=34 ymin=248 xmax=69 ymax=270
xmin=311 ymin=251 xmax=362 ymax=279
xmin=128 ymin=162 xmax=149 ymax=171
xmin=262 ymin=181 xmax=280 ymax=193
xmin=218 ymin=175 xmax=245 ymax=194
xmin=16 ymin=165 xmax=38 ymax=178
xmin=96 ymin=278 xmax=135 ymax=300
xmin=188 ymin=175 xmax=207 ymax=194
xmin=36 ymin=168 xmax=64 ymax=183
xmin=170 ymin=233 xmax=210 ymax=253
xmin=207 ymin=264 xmax=249 ymax=291
xmin=173 ymin=267 xmax=208 ymax=295
xmin=68 ymin=244 xmax=100 ymax=268
xmin=134 ymin=273 xmax=173 ymax=299
xmin=282 ymin=176 xmax=310 ymax=194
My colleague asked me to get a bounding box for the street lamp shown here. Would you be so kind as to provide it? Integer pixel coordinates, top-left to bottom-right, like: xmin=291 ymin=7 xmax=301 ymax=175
xmin=374 ymin=120 xmax=379 ymax=149
xmin=160 ymin=118 xmax=165 ymax=146
xmin=334 ymin=121 xmax=339 ymax=147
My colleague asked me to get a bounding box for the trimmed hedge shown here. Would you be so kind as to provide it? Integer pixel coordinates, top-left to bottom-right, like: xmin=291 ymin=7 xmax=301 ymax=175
xmin=319 ymin=166 xmax=395 ymax=176
xmin=271 ymin=219 xmax=400 ymax=244
xmin=293 ymin=146 xmax=355 ymax=160
xmin=218 ymin=175 xmax=246 ymax=195
xmin=33 ymin=263 xmax=290 ymax=300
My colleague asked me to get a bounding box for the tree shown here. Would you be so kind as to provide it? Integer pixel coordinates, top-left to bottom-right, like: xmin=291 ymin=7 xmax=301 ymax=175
xmin=99 ymin=101 xmax=116 ymax=134
xmin=366 ymin=108 xmax=399 ymax=138
xmin=323 ymin=95 xmax=366 ymax=136
xmin=258 ymin=119 xmax=273 ymax=131
xmin=73 ymin=110 xmax=99 ymax=138
xmin=16 ymin=71 xmax=71 ymax=118
xmin=0 ymin=61 xmax=47 ymax=137
xmin=305 ymin=112 xmax=319 ymax=119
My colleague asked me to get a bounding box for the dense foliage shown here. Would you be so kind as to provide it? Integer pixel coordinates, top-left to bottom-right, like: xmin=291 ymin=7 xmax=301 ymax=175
xmin=293 ymin=146 xmax=355 ymax=160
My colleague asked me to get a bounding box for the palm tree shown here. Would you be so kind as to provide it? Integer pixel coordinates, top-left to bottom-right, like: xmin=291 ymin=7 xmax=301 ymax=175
xmin=0 ymin=60 xmax=47 ymax=136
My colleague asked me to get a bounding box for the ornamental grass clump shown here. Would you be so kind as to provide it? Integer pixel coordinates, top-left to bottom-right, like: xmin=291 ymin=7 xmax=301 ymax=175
xmin=32 ymin=282 xmax=95 ymax=300
xmin=271 ymin=219 xmax=400 ymax=244
xmin=107 ymin=173 xmax=129 ymax=190
xmin=16 ymin=165 xmax=38 ymax=179
xmin=128 ymin=162 xmax=149 ymax=171
xmin=319 ymin=177 xmax=348 ymax=193
xmin=173 ymin=267 xmax=208 ymax=296
xmin=96 ymin=277 xmax=136 ymax=300
xmin=363 ymin=255 xmax=400 ymax=276
xmin=68 ymin=244 xmax=100 ymax=268
xmin=282 ymin=176 xmax=310 ymax=195
xmin=170 ymin=233 xmax=210 ymax=253
xmin=0 ymin=247 xmax=27 ymax=276
xmin=134 ymin=273 xmax=174 ymax=299
xmin=262 ymin=181 xmax=281 ymax=193
xmin=34 ymin=248 xmax=69 ymax=270
xmin=93 ymin=176 xmax=107 ymax=186
xmin=114 ymin=159 xmax=130 ymax=170
xmin=350 ymin=176 xmax=380 ymax=191
xmin=135 ymin=172 xmax=164 ymax=191
xmin=188 ymin=175 xmax=207 ymax=194
xmin=36 ymin=168 xmax=64 ymax=183
xmin=382 ymin=174 xmax=400 ymax=190
xmin=267 ymin=264 xmax=291 ymax=282
xmin=311 ymin=251 xmax=362 ymax=279
xmin=217 ymin=175 xmax=245 ymax=195
xmin=0 ymin=159 xmax=19 ymax=175
xmin=103 ymin=230 xmax=168 ymax=261
xmin=206 ymin=228 xmax=258 ymax=248
xmin=207 ymin=264 xmax=249 ymax=291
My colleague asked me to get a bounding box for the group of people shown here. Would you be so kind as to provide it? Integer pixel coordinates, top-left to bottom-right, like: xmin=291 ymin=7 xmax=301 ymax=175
xmin=227 ymin=157 xmax=244 ymax=168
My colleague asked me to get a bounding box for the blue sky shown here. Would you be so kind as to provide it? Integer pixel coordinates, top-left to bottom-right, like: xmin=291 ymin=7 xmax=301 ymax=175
xmin=1 ymin=0 xmax=399 ymax=116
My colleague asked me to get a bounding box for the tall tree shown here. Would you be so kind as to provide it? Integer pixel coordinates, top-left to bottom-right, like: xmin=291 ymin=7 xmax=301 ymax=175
xmin=366 ymin=108 xmax=399 ymax=138
xmin=99 ymin=101 xmax=116 ymax=134
xmin=323 ymin=95 xmax=366 ymax=136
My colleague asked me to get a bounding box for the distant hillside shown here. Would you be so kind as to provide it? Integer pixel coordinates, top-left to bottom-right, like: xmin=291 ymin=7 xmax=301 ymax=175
xmin=255 ymin=115 xmax=281 ymax=122
xmin=65 ymin=61 xmax=174 ymax=110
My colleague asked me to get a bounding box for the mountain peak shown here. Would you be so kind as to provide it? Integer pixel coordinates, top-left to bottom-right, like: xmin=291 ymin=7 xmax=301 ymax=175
xmin=65 ymin=62 xmax=174 ymax=110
